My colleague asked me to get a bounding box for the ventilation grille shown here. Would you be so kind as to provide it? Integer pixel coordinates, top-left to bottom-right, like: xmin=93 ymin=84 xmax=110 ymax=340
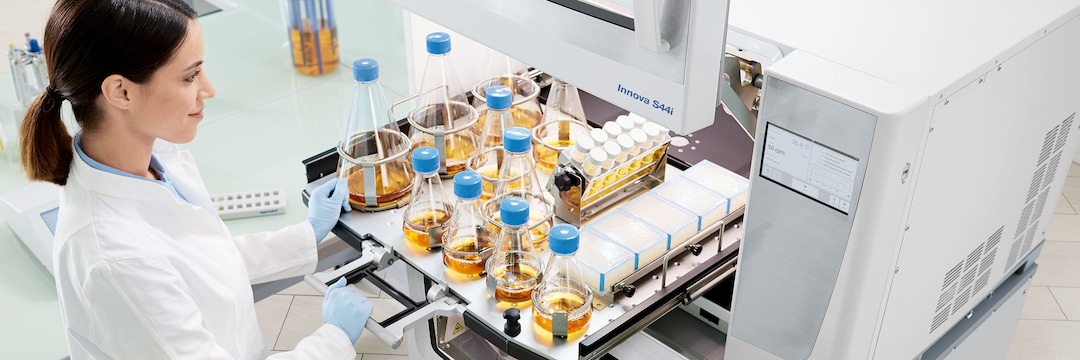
xmin=1056 ymin=114 xmax=1075 ymax=152
xmin=1045 ymin=153 xmax=1063 ymax=188
xmin=974 ymin=271 xmax=991 ymax=294
xmin=929 ymin=227 xmax=1003 ymax=334
xmin=1016 ymin=201 xmax=1035 ymax=239
xmin=1006 ymin=236 xmax=1023 ymax=271
xmin=1022 ymin=222 xmax=1039 ymax=256
xmin=931 ymin=309 xmax=950 ymax=333
xmin=1033 ymin=189 xmax=1050 ymax=226
xmin=1040 ymin=125 xmax=1060 ymax=164
xmin=1027 ymin=165 xmax=1046 ymax=202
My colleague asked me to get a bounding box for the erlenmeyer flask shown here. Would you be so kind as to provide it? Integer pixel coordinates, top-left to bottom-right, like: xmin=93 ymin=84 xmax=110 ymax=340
xmin=493 ymin=127 xmax=554 ymax=252
xmin=442 ymin=171 xmax=493 ymax=278
xmin=486 ymin=196 xmax=545 ymax=307
xmin=401 ymin=147 xmax=454 ymax=251
xmin=408 ymin=32 xmax=478 ymax=177
xmin=471 ymin=50 xmax=542 ymax=136
xmin=337 ymin=58 xmax=413 ymax=211
xmin=532 ymin=224 xmax=592 ymax=338
xmin=476 ymin=85 xmax=515 ymax=149
xmin=541 ymin=79 xmax=587 ymax=125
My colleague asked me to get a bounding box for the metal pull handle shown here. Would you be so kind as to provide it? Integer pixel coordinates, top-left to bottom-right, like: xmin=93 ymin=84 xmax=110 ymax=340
xmin=633 ymin=0 xmax=671 ymax=52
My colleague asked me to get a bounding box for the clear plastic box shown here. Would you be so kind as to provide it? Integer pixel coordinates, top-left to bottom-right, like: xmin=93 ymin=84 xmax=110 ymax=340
xmin=621 ymin=193 xmax=698 ymax=249
xmin=576 ymin=228 xmax=635 ymax=293
xmin=680 ymin=160 xmax=749 ymax=212
xmin=586 ymin=210 xmax=667 ymax=269
xmin=651 ymin=176 xmax=727 ymax=231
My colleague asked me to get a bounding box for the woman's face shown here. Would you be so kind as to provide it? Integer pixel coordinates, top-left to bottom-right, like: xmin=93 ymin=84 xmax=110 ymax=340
xmin=129 ymin=20 xmax=216 ymax=144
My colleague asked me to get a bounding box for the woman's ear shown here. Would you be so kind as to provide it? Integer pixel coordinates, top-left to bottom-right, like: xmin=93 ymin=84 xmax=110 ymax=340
xmin=100 ymin=74 xmax=134 ymax=110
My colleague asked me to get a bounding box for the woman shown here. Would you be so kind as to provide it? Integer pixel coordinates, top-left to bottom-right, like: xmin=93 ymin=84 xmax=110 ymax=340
xmin=19 ymin=1 xmax=370 ymax=359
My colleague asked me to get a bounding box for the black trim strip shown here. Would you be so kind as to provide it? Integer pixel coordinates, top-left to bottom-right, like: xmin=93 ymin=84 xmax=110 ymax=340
xmin=547 ymin=0 xmax=635 ymax=30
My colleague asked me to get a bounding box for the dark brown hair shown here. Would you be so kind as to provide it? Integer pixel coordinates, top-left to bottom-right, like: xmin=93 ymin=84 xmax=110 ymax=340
xmin=19 ymin=0 xmax=197 ymax=185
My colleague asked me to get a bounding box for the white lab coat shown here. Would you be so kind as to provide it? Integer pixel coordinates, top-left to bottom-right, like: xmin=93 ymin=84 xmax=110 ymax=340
xmin=52 ymin=140 xmax=355 ymax=360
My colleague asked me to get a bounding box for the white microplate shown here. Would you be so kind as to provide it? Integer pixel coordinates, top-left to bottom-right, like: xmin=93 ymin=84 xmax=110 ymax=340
xmin=586 ymin=210 xmax=666 ymax=269
xmin=576 ymin=228 xmax=635 ymax=293
xmin=651 ymin=176 xmax=727 ymax=231
xmin=622 ymin=193 xmax=697 ymax=249
xmin=681 ymin=160 xmax=750 ymax=211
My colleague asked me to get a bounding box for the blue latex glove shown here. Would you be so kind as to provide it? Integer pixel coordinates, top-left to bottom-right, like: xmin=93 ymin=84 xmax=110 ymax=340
xmin=323 ymin=277 xmax=373 ymax=343
xmin=308 ymin=178 xmax=351 ymax=243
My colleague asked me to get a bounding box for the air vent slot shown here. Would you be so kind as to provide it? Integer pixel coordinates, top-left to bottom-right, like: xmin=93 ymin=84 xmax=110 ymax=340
xmin=1016 ymin=201 xmax=1035 ymax=239
xmin=986 ymin=227 xmax=1003 ymax=253
xmin=960 ymin=269 xmax=977 ymax=290
xmin=965 ymin=244 xmax=984 ymax=271
xmin=1056 ymin=113 xmax=1075 ymax=152
xmin=1028 ymin=165 xmax=1046 ymax=202
xmin=1006 ymin=236 xmax=1023 ymax=271
xmin=974 ymin=271 xmax=991 ymax=294
xmin=953 ymin=287 xmax=972 ymax=314
xmin=1022 ymin=221 xmax=1039 ymax=256
xmin=931 ymin=308 xmax=950 ymax=333
xmin=1045 ymin=153 xmax=1063 ymax=188
xmin=1039 ymin=125 xmax=1060 ymax=165
xmin=1033 ymin=189 xmax=1050 ymax=226
xmin=943 ymin=261 xmax=963 ymax=290
xmin=937 ymin=282 xmax=957 ymax=312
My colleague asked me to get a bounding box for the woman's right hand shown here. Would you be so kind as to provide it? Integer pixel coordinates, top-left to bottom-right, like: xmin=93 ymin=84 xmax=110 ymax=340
xmin=322 ymin=277 xmax=373 ymax=343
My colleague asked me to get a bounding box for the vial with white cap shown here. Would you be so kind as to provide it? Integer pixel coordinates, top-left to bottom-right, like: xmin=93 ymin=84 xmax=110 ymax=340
xmin=628 ymin=112 xmax=648 ymax=129
xmin=602 ymin=121 xmax=622 ymax=139
xmin=565 ymin=134 xmax=595 ymax=165
xmin=583 ymin=148 xmax=607 ymax=178
xmin=628 ymin=128 xmax=647 ymax=156
xmin=641 ymin=122 xmax=663 ymax=148
xmin=615 ymin=116 xmax=635 ymax=134
xmin=589 ymin=128 xmax=609 ymax=146
xmin=615 ymin=134 xmax=634 ymax=163
xmin=601 ymin=141 xmax=620 ymax=171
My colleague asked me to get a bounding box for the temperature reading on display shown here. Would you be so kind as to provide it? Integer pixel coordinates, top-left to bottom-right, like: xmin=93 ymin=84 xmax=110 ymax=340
xmin=760 ymin=124 xmax=859 ymax=214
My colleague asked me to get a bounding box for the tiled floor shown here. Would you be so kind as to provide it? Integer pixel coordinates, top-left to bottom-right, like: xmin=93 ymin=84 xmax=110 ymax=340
xmin=1007 ymin=162 xmax=1080 ymax=360
xmin=257 ymin=277 xmax=409 ymax=360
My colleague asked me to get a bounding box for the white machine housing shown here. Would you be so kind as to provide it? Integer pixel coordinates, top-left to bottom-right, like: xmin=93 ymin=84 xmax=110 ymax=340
xmin=0 ymin=182 xmax=61 ymax=275
xmin=726 ymin=0 xmax=1080 ymax=359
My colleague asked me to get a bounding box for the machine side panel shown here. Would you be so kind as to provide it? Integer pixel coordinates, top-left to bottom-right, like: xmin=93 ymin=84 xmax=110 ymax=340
xmin=873 ymin=14 xmax=1080 ymax=359
xmin=727 ymin=77 xmax=877 ymax=360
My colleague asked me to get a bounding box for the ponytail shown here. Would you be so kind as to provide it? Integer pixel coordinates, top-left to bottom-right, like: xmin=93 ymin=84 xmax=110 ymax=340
xmin=19 ymin=87 xmax=73 ymax=186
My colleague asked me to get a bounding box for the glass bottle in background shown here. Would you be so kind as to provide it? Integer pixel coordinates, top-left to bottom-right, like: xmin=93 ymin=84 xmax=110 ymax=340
xmin=471 ymin=50 xmax=542 ymax=136
xmin=532 ymin=224 xmax=593 ymax=338
xmin=283 ymin=0 xmax=339 ymax=75
xmin=476 ymin=85 xmax=514 ymax=149
xmin=486 ymin=196 xmax=544 ymax=307
xmin=8 ymin=35 xmax=48 ymax=109
xmin=442 ymin=171 xmax=493 ymax=278
xmin=401 ymin=147 xmax=454 ymax=251
xmin=494 ymin=127 xmax=553 ymax=251
xmin=542 ymin=79 xmax=588 ymax=125
xmin=337 ymin=58 xmax=413 ymax=210
xmin=409 ymin=32 xmax=478 ymax=177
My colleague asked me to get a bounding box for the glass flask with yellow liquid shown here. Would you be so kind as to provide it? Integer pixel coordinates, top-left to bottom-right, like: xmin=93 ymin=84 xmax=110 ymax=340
xmin=401 ymin=147 xmax=453 ymax=251
xmin=493 ymin=127 xmax=554 ymax=251
xmin=284 ymin=0 xmax=338 ymax=75
xmin=337 ymin=58 xmax=413 ymax=211
xmin=486 ymin=197 xmax=545 ymax=307
xmin=532 ymin=224 xmax=593 ymax=338
xmin=408 ymin=32 xmax=478 ymax=177
xmin=471 ymin=51 xmax=542 ymax=139
xmin=442 ymin=171 xmax=493 ymax=278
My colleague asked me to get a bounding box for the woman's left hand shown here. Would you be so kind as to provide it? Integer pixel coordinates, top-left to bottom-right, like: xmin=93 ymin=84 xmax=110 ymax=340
xmin=307 ymin=178 xmax=351 ymax=243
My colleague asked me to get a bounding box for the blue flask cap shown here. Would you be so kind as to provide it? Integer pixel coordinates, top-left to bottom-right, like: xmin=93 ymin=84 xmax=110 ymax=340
xmin=486 ymin=85 xmax=513 ymax=111
xmin=503 ymin=127 xmax=532 ymax=154
xmin=499 ymin=196 xmax=529 ymax=227
xmin=412 ymin=147 xmax=440 ymax=174
xmin=352 ymin=58 xmax=379 ymax=82
xmin=426 ymin=32 xmax=451 ymax=55
xmin=548 ymin=224 xmax=580 ymax=255
xmin=453 ymin=171 xmax=482 ymax=199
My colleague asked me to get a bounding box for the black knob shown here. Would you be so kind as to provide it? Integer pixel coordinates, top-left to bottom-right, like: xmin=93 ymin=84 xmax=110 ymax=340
xmin=622 ymin=284 xmax=636 ymax=298
xmin=553 ymin=171 xmax=580 ymax=191
xmin=688 ymin=244 xmax=703 ymax=256
xmin=503 ymin=308 xmax=521 ymax=337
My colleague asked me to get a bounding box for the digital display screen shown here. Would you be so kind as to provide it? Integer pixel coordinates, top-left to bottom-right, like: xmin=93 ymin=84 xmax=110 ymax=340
xmin=760 ymin=123 xmax=859 ymax=214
